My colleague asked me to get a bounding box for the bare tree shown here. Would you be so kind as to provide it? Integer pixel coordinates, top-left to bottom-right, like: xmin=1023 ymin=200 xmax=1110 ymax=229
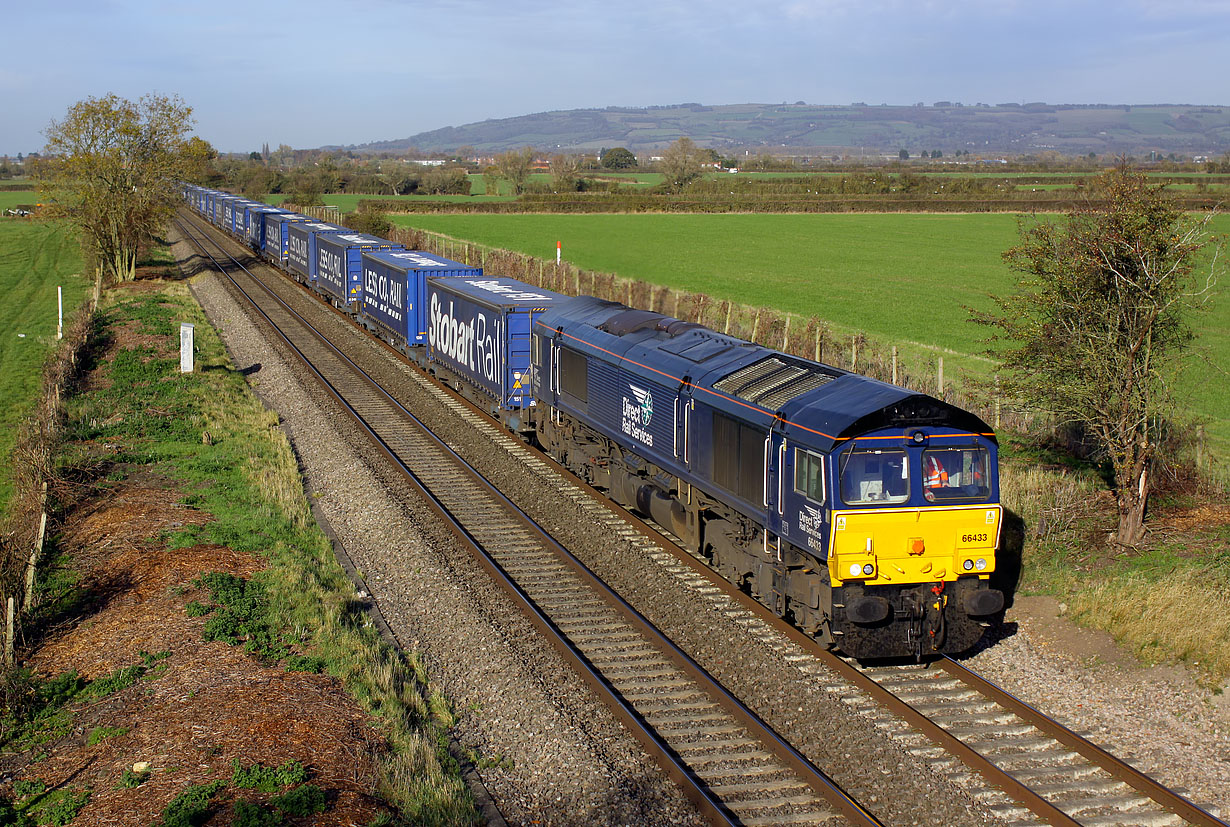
xmin=40 ymin=94 xmax=197 ymax=284
xmin=975 ymin=165 xmax=1221 ymax=546
xmin=494 ymin=147 xmax=535 ymax=194
xmin=659 ymin=137 xmax=705 ymax=190
xmin=549 ymin=153 xmax=580 ymax=190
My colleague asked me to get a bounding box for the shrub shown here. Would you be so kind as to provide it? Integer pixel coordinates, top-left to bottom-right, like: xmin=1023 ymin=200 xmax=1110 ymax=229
xmin=116 ymin=767 xmax=150 ymax=789
xmin=231 ymin=758 xmax=308 ymax=792
xmin=232 ymin=800 xmax=283 ymax=827
xmin=157 ymin=780 xmax=226 ymax=827
xmin=270 ymin=784 xmax=327 ymax=817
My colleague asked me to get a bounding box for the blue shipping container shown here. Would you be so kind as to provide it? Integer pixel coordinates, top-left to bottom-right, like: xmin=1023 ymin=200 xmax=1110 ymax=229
xmin=218 ymin=195 xmax=239 ymax=230
xmin=360 ymin=250 xmax=482 ymax=345
xmin=426 ymin=276 xmax=565 ymax=409
xmin=315 ymin=232 xmax=403 ymax=306
xmin=262 ymin=212 xmax=314 ymax=265
xmin=245 ymin=206 xmax=286 ymax=250
xmin=286 ymin=220 xmax=349 ymax=281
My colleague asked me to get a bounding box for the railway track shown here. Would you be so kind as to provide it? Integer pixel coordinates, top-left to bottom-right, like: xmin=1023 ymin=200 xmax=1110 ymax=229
xmin=175 ymin=214 xmax=877 ymax=827
xmin=177 ymin=213 xmax=1227 ymax=827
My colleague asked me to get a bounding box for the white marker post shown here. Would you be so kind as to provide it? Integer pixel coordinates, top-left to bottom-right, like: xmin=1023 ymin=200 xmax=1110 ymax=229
xmin=556 ymin=240 xmax=561 ymax=266
xmin=56 ymin=286 xmax=63 ymax=340
xmin=180 ymin=322 xmax=195 ymax=373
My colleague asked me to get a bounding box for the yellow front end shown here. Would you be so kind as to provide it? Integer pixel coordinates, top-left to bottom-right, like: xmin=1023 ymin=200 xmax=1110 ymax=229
xmin=827 ymin=505 xmax=1002 ymax=587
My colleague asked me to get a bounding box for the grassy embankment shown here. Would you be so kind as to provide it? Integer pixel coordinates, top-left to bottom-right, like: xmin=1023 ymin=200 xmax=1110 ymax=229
xmin=0 ymin=221 xmax=89 ymax=512
xmin=1 ymin=239 xmax=478 ymax=823
xmin=392 ymin=211 xmax=1230 ymax=688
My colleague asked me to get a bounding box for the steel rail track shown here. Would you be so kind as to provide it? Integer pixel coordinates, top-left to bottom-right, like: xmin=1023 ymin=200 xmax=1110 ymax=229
xmin=175 ymin=214 xmax=882 ymax=827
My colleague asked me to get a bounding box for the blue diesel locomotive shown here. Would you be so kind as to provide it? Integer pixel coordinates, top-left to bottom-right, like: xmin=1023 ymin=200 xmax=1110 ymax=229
xmin=530 ymin=296 xmax=1004 ymax=659
xmin=181 ymin=184 xmax=1006 ymax=659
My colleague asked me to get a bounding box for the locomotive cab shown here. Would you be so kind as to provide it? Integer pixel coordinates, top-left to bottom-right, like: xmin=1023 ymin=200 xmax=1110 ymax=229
xmin=819 ymin=428 xmax=1005 ymax=658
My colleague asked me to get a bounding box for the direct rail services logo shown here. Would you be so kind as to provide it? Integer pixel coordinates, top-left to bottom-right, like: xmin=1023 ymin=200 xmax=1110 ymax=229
xmin=621 ymin=384 xmax=654 ymax=446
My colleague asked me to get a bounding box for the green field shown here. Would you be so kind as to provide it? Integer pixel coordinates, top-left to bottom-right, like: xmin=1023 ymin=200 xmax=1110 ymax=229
xmin=0 ymin=222 xmax=88 ymax=509
xmin=391 ymin=212 xmax=1230 ymax=459
xmin=0 ymin=191 xmax=41 ymax=213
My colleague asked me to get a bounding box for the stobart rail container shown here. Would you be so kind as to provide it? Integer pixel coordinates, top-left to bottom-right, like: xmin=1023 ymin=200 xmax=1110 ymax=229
xmin=360 ymin=250 xmax=482 ymax=348
xmin=315 ymin=232 xmax=403 ymax=310
xmin=426 ymin=276 xmax=564 ymax=426
xmin=286 ymin=220 xmax=349 ymax=283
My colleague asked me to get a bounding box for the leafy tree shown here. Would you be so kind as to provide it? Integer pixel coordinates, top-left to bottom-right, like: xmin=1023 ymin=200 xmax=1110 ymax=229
xmin=898 ymin=148 xmax=910 ymax=160
xmin=600 ymin=147 xmax=637 ymax=169
xmin=494 ymin=147 xmax=535 ymax=194
xmin=659 ymin=137 xmax=705 ymax=190
xmin=40 ymin=93 xmax=197 ymax=284
xmin=974 ymin=166 xmax=1221 ymax=546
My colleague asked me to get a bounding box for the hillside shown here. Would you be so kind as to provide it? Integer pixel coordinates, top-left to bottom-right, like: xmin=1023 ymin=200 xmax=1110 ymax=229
xmin=350 ymin=102 xmax=1230 ymax=157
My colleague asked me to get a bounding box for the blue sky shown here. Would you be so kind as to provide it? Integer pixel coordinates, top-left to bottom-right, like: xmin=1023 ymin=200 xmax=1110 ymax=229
xmin=3 ymin=0 xmax=1229 ymax=155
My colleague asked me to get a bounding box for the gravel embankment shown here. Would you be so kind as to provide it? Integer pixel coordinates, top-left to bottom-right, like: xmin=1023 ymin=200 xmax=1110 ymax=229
xmin=177 ymin=236 xmax=705 ymax=827
xmin=177 ymin=222 xmax=1229 ymax=824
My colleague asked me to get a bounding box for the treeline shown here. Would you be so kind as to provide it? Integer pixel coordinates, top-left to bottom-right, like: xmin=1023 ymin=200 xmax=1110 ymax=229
xmin=199 ymin=156 xmax=471 ymax=205
xmin=360 ymin=190 xmax=1225 ymax=215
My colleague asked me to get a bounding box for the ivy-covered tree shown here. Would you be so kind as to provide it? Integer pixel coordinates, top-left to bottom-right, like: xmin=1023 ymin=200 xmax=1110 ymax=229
xmin=975 ymin=165 xmax=1221 ymax=546
xmin=600 ymin=147 xmax=637 ymax=170
xmin=40 ymin=93 xmax=200 ymax=284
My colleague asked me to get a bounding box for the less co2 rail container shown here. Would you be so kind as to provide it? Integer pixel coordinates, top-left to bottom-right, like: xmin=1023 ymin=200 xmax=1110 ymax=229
xmin=359 ymin=250 xmax=482 ymax=347
xmin=286 ymin=220 xmax=350 ymax=283
xmin=262 ymin=212 xmax=315 ymax=266
xmin=315 ymin=232 xmax=404 ymax=310
xmin=426 ymin=276 xmax=565 ymax=419
xmin=244 ymin=206 xmax=287 ymax=252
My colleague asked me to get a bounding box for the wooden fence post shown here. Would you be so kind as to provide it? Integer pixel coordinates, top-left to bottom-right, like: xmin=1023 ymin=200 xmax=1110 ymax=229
xmin=937 ymin=357 xmax=944 ymax=397
xmin=851 ymin=335 xmax=858 ymax=371
xmin=24 ymin=482 xmax=48 ymax=612
xmin=994 ymin=375 xmax=1002 ymax=429
xmin=5 ymin=596 xmax=14 ymax=666
xmin=892 ymin=346 xmax=898 ymax=385
xmin=781 ymin=315 xmax=791 ymax=352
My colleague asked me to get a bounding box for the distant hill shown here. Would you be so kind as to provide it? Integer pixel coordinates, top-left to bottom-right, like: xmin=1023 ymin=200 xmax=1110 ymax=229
xmin=348 ymin=102 xmax=1230 ymax=158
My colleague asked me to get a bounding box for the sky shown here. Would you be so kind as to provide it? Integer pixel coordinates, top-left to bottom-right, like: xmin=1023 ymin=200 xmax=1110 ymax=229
xmin=3 ymin=0 xmax=1230 ymax=155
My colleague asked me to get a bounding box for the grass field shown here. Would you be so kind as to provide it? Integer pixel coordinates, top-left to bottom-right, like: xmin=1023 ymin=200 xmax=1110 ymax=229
xmin=391 ymin=212 xmax=1230 ymax=460
xmin=0 ymin=222 xmax=88 ymax=510
xmin=0 ymin=191 xmax=41 ymax=213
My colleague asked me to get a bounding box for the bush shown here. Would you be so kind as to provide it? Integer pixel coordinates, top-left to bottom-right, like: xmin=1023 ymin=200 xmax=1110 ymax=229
xmin=231 ymin=758 xmax=308 ymax=792
xmin=344 ymin=211 xmax=392 ymax=238
xmin=158 ymin=780 xmax=226 ymax=827
xmin=270 ymin=784 xmax=326 ymax=817
xmin=232 ymin=800 xmax=283 ymax=827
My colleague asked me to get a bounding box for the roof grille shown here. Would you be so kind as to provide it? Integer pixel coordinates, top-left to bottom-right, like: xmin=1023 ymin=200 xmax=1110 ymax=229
xmin=713 ymin=357 xmax=838 ymax=408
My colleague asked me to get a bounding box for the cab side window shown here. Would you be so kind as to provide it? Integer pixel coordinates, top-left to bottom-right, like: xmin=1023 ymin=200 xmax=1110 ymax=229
xmin=794 ymin=448 xmax=825 ymax=504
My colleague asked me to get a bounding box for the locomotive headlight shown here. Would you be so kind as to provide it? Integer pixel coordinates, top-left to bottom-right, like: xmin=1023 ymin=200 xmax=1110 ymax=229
xmin=862 ymin=563 xmax=875 ymax=576
xmin=849 ymin=563 xmax=863 ymax=577
xmin=910 ymin=430 xmax=927 ymax=445
xmin=963 ymin=559 xmax=975 ymax=571
xmin=975 ymin=558 xmax=988 ymax=571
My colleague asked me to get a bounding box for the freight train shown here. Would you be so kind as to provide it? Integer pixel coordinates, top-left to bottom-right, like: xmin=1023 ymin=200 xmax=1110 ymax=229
xmin=182 ymin=184 xmax=1006 ymax=659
